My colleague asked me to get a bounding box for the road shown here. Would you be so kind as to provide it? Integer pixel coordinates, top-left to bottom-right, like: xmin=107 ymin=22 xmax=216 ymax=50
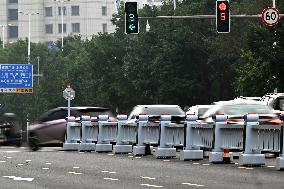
xmin=0 ymin=146 xmax=283 ymax=189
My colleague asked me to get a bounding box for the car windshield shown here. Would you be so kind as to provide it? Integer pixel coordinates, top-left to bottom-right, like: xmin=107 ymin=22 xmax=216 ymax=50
xmin=222 ymin=104 xmax=273 ymax=115
xmin=129 ymin=106 xmax=185 ymax=120
xmin=78 ymin=110 xmax=113 ymax=117
xmin=198 ymin=108 xmax=210 ymax=116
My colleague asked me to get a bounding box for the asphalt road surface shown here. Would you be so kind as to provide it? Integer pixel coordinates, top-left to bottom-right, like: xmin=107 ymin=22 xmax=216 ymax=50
xmin=0 ymin=146 xmax=284 ymax=189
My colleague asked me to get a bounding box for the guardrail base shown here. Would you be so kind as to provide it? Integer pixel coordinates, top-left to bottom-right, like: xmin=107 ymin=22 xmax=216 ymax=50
xmin=180 ymin=150 xmax=203 ymax=160
xmin=113 ymin=145 xmax=133 ymax=154
xmin=133 ymin=146 xmax=145 ymax=156
xmin=276 ymin=157 xmax=284 ymax=170
xmin=95 ymin=144 xmax=112 ymax=152
xmin=155 ymin=148 xmax=176 ymax=158
xmin=63 ymin=143 xmax=79 ymax=151
xmin=209 ymin=152 xmax=233 ymax=163
xmin=78 ymin=143 xmax=96 ymax=152
xmin=239 ymin=153 xmax=265 ymax=166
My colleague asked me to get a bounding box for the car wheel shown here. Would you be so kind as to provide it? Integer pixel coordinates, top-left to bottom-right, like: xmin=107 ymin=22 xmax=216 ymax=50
xmin=29 ymin=134 xmax=40 ymax=151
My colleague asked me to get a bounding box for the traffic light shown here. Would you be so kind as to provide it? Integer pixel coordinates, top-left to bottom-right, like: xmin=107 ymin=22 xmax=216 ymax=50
xmin=125 ymin=2 xmax=139 ymax=34
xmin=216 ymin=0 xmax=230 ymax=33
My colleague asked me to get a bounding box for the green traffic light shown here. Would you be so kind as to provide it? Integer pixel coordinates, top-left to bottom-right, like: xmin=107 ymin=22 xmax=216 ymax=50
xmin=128 ymin=24 xmax=136 ymax=31
xmin=129 ymin=13 xmax=135 ymax=22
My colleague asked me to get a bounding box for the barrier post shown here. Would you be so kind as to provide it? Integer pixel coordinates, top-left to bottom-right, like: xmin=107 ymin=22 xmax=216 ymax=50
xmin=276 ymin=115 xmax=284 ymax=170
xmin=63 ymin=116 xmax=81 ymax=150
xmin=240 ymin=113 xmax=265 ymax=166
xmin=180 ymin=114 xmax=203 ymax=160
xmin=155 ymin=115 xmax=176 ymax=158
xmin=113 ymin=114 xmax=133 ymax=153
xmin=96 ymin=115 xmax=113 ymax=152
xmin=133 ymin=115 xmax=148 ymax=155
xmin=78 ymin=115 xmax=96 ymax=151
xmin=209 ymin=115 xmax=233 ymax=163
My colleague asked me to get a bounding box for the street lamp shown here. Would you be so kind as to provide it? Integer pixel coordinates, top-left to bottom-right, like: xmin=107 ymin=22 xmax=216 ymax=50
xmin=18 ymin=11 xmax=39 ymax=63
xmin=0 ymin=24 xmax=12 ymax=48
xmin=54 ymin=0 xmax=70 ymax=51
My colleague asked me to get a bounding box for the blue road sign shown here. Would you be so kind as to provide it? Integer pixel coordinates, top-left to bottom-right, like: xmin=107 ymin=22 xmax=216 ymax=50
xmin=0 ymin=64 xmax=33 ymax=93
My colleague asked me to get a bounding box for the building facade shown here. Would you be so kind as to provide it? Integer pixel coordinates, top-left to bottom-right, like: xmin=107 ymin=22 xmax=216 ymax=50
xmin=0 ymin=0 xmax=116 ymax=44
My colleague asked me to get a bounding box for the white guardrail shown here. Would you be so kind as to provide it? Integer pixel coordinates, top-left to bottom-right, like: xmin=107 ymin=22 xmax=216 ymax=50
xmin=62 ymin=113 xmax=284 ymax=170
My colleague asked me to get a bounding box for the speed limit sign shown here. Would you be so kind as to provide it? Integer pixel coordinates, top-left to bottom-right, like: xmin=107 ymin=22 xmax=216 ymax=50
xmin=261 ymin=7 xmax=280 ymax=27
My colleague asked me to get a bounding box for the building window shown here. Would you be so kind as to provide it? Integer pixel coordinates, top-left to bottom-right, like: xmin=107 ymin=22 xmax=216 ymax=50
xmin=58 ymin=7 xmax=66 ymax=16
xmin=8 ymin=9 xmax=18 ymax=20
xmin=72 ymin=23 xmax=80 ymax=33
xmin=102 ymin=23 xmax=107 ymax=33
xmin=8 ymin=26 xmax=18 ymax=38
xmin=102 ymin=6 xmax=107 ymax=16
xmin=58 ymin=24 xmax=66 ymax=33
xmin=71 ymin=6 xmax=79 ymax=16
xmin=8 ymin=0 xmax=18 ymax=3
xmin=45 ymin=7 xmax=53 ymax=17
xmin=45 ymin=24 xmax=53 ymax=34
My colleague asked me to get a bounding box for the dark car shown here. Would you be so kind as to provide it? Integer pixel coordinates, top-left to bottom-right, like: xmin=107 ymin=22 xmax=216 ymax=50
xmin=0 ymin=113 xmax=22 ymax=147
xmin=28 ymin=107 xmax=114 ymax=151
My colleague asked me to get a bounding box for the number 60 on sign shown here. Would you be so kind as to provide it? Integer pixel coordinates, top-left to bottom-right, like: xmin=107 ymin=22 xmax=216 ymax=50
xmin=261 ymin=7 xmax=280 ymax=27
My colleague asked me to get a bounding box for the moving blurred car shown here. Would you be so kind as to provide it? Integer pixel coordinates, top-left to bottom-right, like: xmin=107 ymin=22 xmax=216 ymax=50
xmin=128 ymin=105 xmax=185 ymax=123
xmin=200 ymin=99 xmax=281 ymax=125
xmin=186 ymin=105 xmax=213 ymax=119
xmin=28 ymin=107 xmax=115 ymax=151
xmin=259 ymin=93 xmax=284 ymax=114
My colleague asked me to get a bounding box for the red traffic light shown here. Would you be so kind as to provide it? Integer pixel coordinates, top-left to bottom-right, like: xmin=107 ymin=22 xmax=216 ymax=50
xmin=219 ymin=3 xmax=227 ymax=11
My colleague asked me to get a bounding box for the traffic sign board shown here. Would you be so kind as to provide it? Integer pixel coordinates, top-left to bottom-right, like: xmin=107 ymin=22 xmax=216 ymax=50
xmin=0 ymin=64 xmax=33 ymax=93
xmin=261 ymin=7 xmax=280 ymax=27
xmin=63 ymin=87 xmax=75 ymax=100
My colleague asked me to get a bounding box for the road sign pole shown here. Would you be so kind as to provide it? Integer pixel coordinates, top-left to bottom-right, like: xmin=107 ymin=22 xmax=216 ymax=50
xmin=67 ymin=90 xmax=71 ymax=117
xmin=273 ymin=0 xmax=276 ymax=8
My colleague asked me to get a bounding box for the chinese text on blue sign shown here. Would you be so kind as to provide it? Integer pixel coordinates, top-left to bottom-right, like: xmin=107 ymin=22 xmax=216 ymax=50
xmin=0 ymin=64 xmax=33 ymax=93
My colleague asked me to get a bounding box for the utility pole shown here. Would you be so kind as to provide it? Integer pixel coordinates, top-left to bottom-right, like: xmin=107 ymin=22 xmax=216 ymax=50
xmin=33 ymin=56 xmax=43 ymax=85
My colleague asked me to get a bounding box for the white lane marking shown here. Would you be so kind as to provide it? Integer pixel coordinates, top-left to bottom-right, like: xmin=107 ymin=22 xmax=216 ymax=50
xmin=73 ymin=172 xmax=82 ymax=175
xmin=245 ymin=167 xmax=254 ymax=170
xmin=107 ymin=154 xmax=114 ymax=156
xmin=101 ymin=171 xmax=109 ymax=173
xmin=45 ymin=163 xmax=52 ymax=165
xmin=202 ymin=164 xmax=210 ymax=166
xmin=267 ymin=165 xmax=276 ymax=168
xmin=135 ymin=157 xmax=142 ymax=159
xmin=182 ymin=183 xmax=204 ymax=187
xmin=192 ymin=163 xmax=200 ymax=165
xmin=42 ymin=168 xmax=49 ymax=170
xmin=73 ymin=166 xmax=80 ymax=169
xmin=4 ymin=151 xmax=20 ymax=153
xmin=238 ymin=167 xmax=246 ymax=169
xmin=79 ymin=152 xmax=85 ymax=154
xmin=26 ymin=160 xmax=32 ymax=162
xmin=109 ymin=172 xmax=116 ymax=174
xmin=17 ymin=164 xmax=24 ymax=166
xmin=163 ymin=160 xmax=170 ymax=162
xmin=6 ymin=157 xmax=12 ymax=159
xmin=104 ymin=177 xmax=119 ymax=181
xmin=3 ymin=176 xmax=34 ymax=182
xmin=128 ymin=153 xmax=132 ymax=155
xmin=68 ymin=171 xmax=82 ymax=175
xmin=128 ymin=156 xmax=134 ymax=158
xmin=0 ymin=161 xmax=7 ymax=163
xmin=140 ymin=184 xmax=163 ymax=188
xmin=141 ymin=176 xmax=156 ymax=180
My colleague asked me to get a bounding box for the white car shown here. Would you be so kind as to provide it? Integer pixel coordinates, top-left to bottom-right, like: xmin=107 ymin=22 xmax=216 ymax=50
xmin=128 ymin=105 xmax=185 ymax=122
xmin=186 ymin=105 xmax=213 ymax=119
